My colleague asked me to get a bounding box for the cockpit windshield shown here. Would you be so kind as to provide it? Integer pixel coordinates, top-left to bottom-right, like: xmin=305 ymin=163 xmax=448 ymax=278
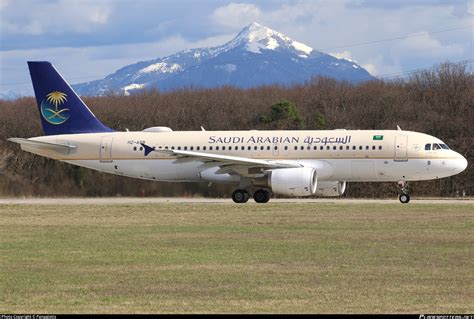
xmin=425 ymin=143 xmax=450 ymax=151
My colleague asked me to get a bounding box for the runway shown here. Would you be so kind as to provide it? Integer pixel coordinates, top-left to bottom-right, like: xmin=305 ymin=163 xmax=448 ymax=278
xmin=0 ymin=197 xmax=472 ymax=205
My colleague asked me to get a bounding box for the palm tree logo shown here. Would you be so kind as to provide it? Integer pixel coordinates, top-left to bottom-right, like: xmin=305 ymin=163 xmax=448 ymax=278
xmin=40 ymin=91 xmax=71 ymax=125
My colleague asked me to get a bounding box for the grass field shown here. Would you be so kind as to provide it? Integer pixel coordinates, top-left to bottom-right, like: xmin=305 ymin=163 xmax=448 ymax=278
xmin=0 ymin=202 xmax=472 ymax=313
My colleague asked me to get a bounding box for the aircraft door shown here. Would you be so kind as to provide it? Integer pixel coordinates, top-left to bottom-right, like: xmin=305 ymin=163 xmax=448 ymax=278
xmin=100 ymin=137 xmax=113 ymax=162
xmin=394 ymin=135 xmax=408 ymax=161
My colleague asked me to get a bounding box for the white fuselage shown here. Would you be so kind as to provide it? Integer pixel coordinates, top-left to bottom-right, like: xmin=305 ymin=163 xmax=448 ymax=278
xmin=19 ymin=129 xmax=467 ymax=185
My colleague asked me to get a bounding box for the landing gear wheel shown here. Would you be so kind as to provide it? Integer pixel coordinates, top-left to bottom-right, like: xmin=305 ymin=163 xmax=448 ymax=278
xmin=232 ymin=189 xmax=250 ymax=203
xmin=399 ymin=194 xmax=410 ymax=204
xmin=253 ymin=189 xmax=271 ymax=203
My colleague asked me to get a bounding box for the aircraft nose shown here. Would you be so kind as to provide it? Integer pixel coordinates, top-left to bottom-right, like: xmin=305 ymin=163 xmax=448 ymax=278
xmin=452 ymin=153 xmax=468 ymax=174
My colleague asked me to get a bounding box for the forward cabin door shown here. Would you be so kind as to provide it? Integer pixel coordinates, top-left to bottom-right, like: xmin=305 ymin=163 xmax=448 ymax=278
xmin=394 ymin=135 xmax=408 ymax=161
xmin=100 ymin=137 xmax=113 ymax=162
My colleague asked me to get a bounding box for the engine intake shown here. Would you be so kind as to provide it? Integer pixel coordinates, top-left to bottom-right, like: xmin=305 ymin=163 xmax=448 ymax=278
xmin=269 ymin=167 xmax=317 ymax=196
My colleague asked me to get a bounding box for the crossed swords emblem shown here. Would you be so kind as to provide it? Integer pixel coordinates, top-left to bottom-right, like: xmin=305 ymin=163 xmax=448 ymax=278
xmin=43 ymin=91 xmax=70 ymax=121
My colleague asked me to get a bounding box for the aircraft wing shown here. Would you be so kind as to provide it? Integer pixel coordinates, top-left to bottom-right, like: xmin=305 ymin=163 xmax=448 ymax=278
xmin=141 ymin=143 xmax=302 ymax=176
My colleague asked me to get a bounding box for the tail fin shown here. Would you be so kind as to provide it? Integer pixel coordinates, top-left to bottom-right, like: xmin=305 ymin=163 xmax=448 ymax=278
xmin=28 ymin=61 xmax=113 ymax=135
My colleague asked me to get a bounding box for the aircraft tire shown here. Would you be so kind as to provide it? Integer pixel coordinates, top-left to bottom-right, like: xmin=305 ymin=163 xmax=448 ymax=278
xmin=254 ymin=189 xmax=271 ymax=203
xmin=232 ymin=189 xmax=250 ymax=203
xmin=399 ymin=193 xmax=410 ymax=204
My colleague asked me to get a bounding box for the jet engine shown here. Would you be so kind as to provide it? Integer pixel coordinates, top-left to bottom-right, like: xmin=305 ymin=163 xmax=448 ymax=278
xmin=269 ymin=167 xmax=317 ymax=196
xmin=315 ymin=181 xmax=347 ymax=197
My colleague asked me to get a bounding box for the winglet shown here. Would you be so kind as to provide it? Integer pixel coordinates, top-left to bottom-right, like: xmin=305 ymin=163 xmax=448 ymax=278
xmin=140 ymin=143 xmax=155 ymax=156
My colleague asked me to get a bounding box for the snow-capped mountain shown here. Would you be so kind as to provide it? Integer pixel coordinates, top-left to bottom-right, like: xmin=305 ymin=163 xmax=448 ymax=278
xmin=74 ymin=22 xmax=373 ymax=96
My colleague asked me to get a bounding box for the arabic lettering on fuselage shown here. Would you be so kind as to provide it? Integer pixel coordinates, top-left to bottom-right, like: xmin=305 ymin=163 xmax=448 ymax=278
xmin=208 ymin=135 xmax=352 ymax=145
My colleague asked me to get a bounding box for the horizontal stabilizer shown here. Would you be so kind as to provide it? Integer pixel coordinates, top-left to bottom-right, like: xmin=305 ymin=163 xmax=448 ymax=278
xmin=8 ymin=138 xmax=76 ymax=154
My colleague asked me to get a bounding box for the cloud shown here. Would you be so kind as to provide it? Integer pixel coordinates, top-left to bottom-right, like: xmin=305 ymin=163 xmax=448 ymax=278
xmin=0 ymin=33 xmax=236 ymax=95
xmin=397 ymin=33 xmax=465 ymax=59
xmin=210 ymin=3 xmax=262 ymax=28
xmin=330 ymin=50 xmax=356 ymax=62
xmin=0 ymin=0 xmax=9 ymax=10
xmin=2 ymin=0 xmax=111 ymax=35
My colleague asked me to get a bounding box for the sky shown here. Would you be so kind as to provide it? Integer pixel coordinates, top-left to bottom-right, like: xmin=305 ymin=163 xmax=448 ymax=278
xmin=1 ymin=0 xmax=473 ymax=96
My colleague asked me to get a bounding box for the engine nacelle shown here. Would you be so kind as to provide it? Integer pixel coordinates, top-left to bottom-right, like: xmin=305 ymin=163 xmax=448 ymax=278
xmin=315 ymin=181 xmax=347 ymax=197
xmin=269 ymin=167 xmax=317 ymax=196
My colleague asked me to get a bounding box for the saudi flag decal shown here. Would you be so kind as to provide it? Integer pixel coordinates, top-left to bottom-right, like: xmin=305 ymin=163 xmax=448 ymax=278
xmin=373 ymin=135 xmax=383 ymax=140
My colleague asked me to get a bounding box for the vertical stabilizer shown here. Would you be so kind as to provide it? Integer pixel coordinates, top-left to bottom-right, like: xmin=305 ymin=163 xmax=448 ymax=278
xmin=27 ymin=61 xmax=113 ymax=135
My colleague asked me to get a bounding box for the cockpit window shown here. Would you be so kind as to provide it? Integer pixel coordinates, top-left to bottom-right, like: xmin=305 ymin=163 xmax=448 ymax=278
xmin=440 ymin=144 xmax=449 ymax=150
xmin=432 ymin=143 xmax=441 ymax=150
xmin=425 ymin=143 xmax=431 ymax=151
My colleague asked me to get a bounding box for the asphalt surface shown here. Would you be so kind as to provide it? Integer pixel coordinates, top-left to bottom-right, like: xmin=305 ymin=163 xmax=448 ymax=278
xmin=0 ymin=197 xmax=473 ymax=205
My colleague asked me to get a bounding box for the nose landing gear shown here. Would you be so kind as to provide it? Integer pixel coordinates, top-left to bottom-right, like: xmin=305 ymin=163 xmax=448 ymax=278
xmin=397 ymin=181 xmax=410 ymax=204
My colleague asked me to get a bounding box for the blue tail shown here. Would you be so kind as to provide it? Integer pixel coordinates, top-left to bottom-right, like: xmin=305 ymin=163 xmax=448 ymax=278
xmin=28 ymin=61 xmax=113 ymax=135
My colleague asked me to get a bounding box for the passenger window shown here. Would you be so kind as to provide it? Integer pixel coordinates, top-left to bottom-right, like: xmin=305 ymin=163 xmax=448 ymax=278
xmin=216 ymin=146 xmax=219 ymax=151
xmin=284 ymin=146 xmax=288 ymax=150
xmin=184 ymin=146 xmax=187 ymax=150
xmin=139 ymin=147 xmax=143 ymax=151
xmin=346 ymin=146 xmax=350 ymax=150
xmin=372 ymin=146 xmax=376 ymax=150
xmin=301 ymin=146 xmax=304 ymax=150
xmin=378 ymin=145 xmax=382 ymax=150
xmin=339 ymin=146 xmax=343 ymax=150
xmin=260 ymin=146 xmax=263 ymax=150
xmin=274 ymin=146 xmax=278 ymax=150
xmin=241 ymin=146 xmax=245 ymax=150
xmin=222 ymin=146 xmax=226 ymax=151
xmin=294 ymin=146 xmax=298 ymax=150
xmin=333 ymin=146 xmax=337 ymax=150
xmin=171 ymin=146 xmax=175 ymax=150
xmin=190 ymin=146 xmax=193 ymax=151
xmin=326 ymin=146 xmax=330 ymax=150
xmin=196 ymin=146 xmax=200 ymax=151
xmin=133 ymin=146 xmax=137 ymax=151
xmin=248 ymin=146 xmax=251 ymax=150
xmin=267 ymin=146 xmax=270 ymax=151
xmin=352 ymin=146 xmax=356 ymax=150
xmin=359 ymin=146 xmax=363 ymax=150
xmin=313 ymin=146 xmax=317 ymax=150
xmin=254 ymin=146 xmax=257 ymax=150
xmin=365 ymin=146 xmax=369 ymax=150
xmin=203 ymin=146 xmax=207 ymax=151
xmin=425 ymin=144 xmax=431 ymax=151
xmin=320 ymin=146 xmax=323 ymax=150
xmin=209 ymin=146 xmax=212 ymax=150
xmin=177 ymin=146 xmax=181 ymax=150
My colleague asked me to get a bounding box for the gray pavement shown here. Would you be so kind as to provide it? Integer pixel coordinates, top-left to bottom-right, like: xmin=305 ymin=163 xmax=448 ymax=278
xmin=0 ymin=197 xmax=473 ymax=205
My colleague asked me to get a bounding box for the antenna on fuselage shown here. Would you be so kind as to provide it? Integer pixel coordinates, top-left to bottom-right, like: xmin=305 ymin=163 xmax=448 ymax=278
xmin=201 ymin=126 xmax=206 ymax=131
xmin=397 ymin=125 xmax=402 ymax=131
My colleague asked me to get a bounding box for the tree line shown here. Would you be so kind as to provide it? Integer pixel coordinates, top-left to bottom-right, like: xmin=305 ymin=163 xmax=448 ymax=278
xmin=0 ymin=63 xmax=472 ymax=198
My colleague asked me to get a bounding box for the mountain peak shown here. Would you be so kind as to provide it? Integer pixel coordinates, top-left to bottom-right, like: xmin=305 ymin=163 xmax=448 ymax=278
xmin=73 ymin=23 xmax=374 ymax=96
xmin=231 ymin=22 xmax=313 ymax=56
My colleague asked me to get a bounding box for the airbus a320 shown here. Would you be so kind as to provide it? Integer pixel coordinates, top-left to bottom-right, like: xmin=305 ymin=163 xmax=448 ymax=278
xmin=8 ymin=62 xmax=468 ymax=203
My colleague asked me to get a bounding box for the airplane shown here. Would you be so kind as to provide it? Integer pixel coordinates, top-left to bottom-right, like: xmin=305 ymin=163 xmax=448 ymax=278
xmin=8 ymin=61 xmax=468 ymax=203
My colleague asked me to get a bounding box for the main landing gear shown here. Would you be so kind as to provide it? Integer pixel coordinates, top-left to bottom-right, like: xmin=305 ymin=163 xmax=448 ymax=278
xmin=397 ymin=181 xmax=410 ymax=204
xmin=231 ymin=189 xmax=271 ymax=203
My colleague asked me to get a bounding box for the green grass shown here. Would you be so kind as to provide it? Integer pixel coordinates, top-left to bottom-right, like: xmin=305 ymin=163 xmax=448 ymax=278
xmin=0 ymin=203 xmax=472 ymax=313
